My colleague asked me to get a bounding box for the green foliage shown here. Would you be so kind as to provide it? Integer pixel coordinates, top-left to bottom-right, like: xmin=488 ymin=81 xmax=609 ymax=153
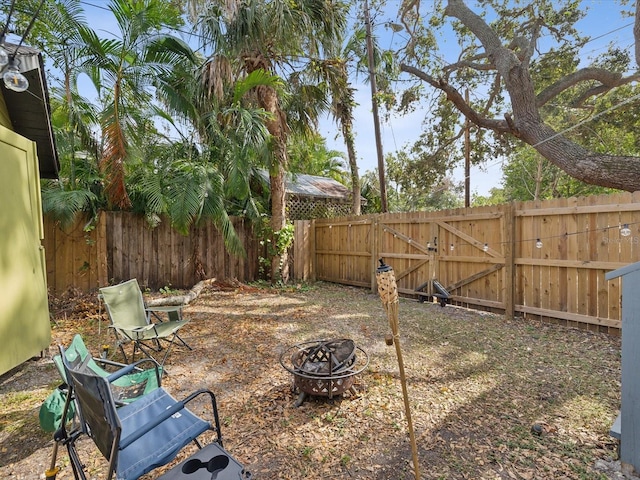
xmin=471 ymin=187 xmax=507 ymax=207
xmin=257 ymin=218 xmax=295 ymax=283
xmin=386 ymin=150 xmax=464 ymax=211
xmin=501 ymin=148 xmax=616 ymax=201
xmin=288 ymin=132 xmax=348 ymax=183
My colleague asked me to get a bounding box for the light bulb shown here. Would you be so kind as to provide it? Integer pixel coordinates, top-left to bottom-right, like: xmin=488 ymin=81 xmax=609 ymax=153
xmin=0 ymin=47 xmax=8 ymax=68
xmin=450 ymin=244 xmax=454 ymax=251
xmin=3 ymin=63 xmax=28 ymax=92
xmin=621 ymin=224 xmax=631 ymax=237
xmin=536 ymin=239 xmax=543 ymax=249
xmin=483 ymin=243 xmax=489 ymax=252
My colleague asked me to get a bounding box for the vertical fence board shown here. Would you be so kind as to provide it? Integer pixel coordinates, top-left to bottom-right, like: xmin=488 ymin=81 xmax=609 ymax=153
xmin=45 ymin=212 xmax=261 ymax=292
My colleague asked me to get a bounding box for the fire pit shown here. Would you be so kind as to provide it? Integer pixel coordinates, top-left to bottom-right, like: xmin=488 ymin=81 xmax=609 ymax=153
xmin=280 ymin=339 xmax=369 ymax=407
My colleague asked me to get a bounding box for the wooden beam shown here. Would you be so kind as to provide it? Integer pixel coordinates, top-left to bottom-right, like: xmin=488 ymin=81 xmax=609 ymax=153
xmin=515 ymin=304 xmax=621 ymax=328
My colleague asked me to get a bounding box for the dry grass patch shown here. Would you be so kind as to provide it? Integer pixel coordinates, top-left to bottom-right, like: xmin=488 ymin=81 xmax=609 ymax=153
xmin=0 ymin=281 xmax=621 ymax=479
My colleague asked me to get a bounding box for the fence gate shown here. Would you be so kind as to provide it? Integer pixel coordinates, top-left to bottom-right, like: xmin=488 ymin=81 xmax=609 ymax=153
xmin=375 ymin=208 xmax=508 ymax=312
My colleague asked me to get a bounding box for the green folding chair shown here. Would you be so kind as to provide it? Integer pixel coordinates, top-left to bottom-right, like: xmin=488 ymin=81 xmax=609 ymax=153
xmin=99 ymin=279 xmax=191 ymax=366
xmin=53 ymin=334 xmax=162 ymax=403
xmin=40 ymin=334 xmax=162 ymax=433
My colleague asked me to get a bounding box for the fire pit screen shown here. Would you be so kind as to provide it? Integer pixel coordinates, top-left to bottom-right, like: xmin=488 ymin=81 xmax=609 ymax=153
xmin=280 ymin=339 xmax=369 ymax=407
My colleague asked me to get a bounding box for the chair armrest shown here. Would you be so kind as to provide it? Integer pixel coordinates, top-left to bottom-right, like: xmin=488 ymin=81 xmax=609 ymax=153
xmin=93 ymin=357 xmax=128 ymax=370
xmin=183 ymin=389 xmax=223 ymax=446
xmin=108 ymin=324 xmax=155 ymax=333
xmin=105 ymin=358 xmax=162 ymax=385
xmin=146 ymin=305 xmax=183 ymax=313
xmin=146 ymin=305 xmax=183 ymax=323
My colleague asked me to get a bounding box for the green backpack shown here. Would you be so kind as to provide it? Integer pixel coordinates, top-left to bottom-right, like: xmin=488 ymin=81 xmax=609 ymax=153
xmin=39 ymin=385 xmax=75 ymax=432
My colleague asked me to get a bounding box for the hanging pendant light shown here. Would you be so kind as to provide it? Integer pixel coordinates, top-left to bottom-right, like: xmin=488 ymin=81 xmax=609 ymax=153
xmin=3 ymin=58 xmax=27 ymax=92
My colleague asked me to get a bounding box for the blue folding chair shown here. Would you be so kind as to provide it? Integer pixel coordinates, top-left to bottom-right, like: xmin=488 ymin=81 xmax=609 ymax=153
xmin=48 ymin=344 xmax=231 ymax=480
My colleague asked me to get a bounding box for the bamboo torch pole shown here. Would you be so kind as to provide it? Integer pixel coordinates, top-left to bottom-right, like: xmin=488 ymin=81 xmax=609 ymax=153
xmin=376 ymin=259 xmax=420 ymax=479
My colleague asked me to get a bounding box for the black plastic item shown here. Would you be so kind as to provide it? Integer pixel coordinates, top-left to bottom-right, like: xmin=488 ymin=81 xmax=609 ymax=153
xmin=415 ymin=279 xmax=451 ymax=307
xmin=376 ymin=258 xmax=393 ymax=274
xmin=156 ymin=443 xmax=251 ymax=480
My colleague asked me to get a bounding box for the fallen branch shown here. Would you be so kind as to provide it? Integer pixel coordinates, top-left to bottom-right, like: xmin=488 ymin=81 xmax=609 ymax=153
xmin=145 ymin=278 xmax=217 ymax=307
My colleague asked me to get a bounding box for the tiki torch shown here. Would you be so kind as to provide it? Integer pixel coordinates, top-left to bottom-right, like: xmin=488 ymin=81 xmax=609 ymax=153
xmin=376 ymin=259 xmax=421 ymax=479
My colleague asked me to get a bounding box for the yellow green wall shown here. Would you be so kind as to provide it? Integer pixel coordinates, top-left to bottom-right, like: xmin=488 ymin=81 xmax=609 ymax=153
xmin=0 ymin=124 xmax=51 ymax=375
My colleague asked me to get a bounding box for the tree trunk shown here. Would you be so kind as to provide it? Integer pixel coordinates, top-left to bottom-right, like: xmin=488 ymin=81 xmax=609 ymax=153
xmin=269 ymin=151 xmax=289 ymax=283
xmin=341 ymin=118 xmax=361 ymax=215
xmin=254 ymin=81 xmax=290 ymax=283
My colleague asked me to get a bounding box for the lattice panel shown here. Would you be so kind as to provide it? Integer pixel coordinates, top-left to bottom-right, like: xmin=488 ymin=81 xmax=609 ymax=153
xmin=288 ymin=197 xmax=352 ymax=220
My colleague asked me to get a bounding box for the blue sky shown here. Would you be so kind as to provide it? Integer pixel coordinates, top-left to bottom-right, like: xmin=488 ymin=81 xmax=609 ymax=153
xmin=69 ymin=1 xmax=638 ymax=196
xmin=317 ymin=0 xmax=636 ymax=196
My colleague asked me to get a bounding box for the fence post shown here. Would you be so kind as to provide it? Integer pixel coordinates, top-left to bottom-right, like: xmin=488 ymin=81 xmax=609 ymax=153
xmin=310 ymin=219 xmax=316 ymax=281
xmin=503 ymin=202 xmax=516 ymax=320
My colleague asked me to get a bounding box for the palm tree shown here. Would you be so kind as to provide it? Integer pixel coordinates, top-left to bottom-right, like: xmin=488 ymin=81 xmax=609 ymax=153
xmin=80 ymin=0 xmax=195 ymax=210
xmin=24 ymin=0 xmax=104 ymax=225
xmin=189 ymin=0 xmax=348 ymax=283
xmin=288 ymin=131 xmax=348 ymax=184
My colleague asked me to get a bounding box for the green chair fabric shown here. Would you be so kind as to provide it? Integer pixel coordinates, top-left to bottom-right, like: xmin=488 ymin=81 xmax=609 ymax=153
xmin=40 ymin=334 xmax=162 ymax=432
xmin=53 ymin=334 xmax=162 ymax=404
xmin=99 ymin=279 xmax=191 ymax=366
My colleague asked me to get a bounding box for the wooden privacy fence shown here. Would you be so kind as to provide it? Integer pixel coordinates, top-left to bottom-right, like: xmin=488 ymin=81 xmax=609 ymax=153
xmin=43 ymin=211 xmax=262 ymax=292
xmin=292 ymin=192 xmax=640 ymax=333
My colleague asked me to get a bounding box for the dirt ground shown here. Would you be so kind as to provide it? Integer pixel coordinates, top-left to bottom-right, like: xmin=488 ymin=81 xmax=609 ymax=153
xmin=0 ymin=281 xmax=625 ymax=479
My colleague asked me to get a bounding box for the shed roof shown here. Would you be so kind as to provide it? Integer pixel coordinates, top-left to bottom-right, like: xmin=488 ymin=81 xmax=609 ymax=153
xmin=1 ymin=43 xmax=59 ymax=179
xmin=257 ymin=170 xmax=352 ymax=200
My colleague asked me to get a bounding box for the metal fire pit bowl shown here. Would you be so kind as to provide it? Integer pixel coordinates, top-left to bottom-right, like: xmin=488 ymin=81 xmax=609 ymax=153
xmin=280 ymin=339 xmax=369 ymax=407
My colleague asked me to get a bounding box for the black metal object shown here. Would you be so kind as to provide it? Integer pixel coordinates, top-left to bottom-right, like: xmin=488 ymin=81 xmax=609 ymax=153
xmin=415 ymin=279 xmax=451 ymax=307
xmin=280 ymin=339 xmax=369 ymax=407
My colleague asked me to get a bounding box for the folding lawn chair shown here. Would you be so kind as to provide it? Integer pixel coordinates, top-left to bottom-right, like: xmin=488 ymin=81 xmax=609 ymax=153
xmin=40 ymin=334 xmax=163 ymax=434
xmin=99 ymin=279 xmax=191 ymax=366
xmin=47 ymin=344 xmax=240 ymax=480
xmin=53 ymin=334 xmax=162 ymax=405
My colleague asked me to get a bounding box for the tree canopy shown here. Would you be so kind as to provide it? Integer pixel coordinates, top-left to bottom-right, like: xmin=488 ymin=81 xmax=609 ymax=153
xmin=397 ymin=0 xmax=640 ymax=193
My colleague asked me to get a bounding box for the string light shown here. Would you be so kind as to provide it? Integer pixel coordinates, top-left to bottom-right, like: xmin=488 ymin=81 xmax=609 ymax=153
xmin=321 ymin=220 xmax=638 ymax=253
xmin=621 ymin=224 xmax=631 ymax=237
xmin=3 ymin=59 xmax=27 ymax=92
xmin=0 ymin=0 xmax=46 ymax=93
